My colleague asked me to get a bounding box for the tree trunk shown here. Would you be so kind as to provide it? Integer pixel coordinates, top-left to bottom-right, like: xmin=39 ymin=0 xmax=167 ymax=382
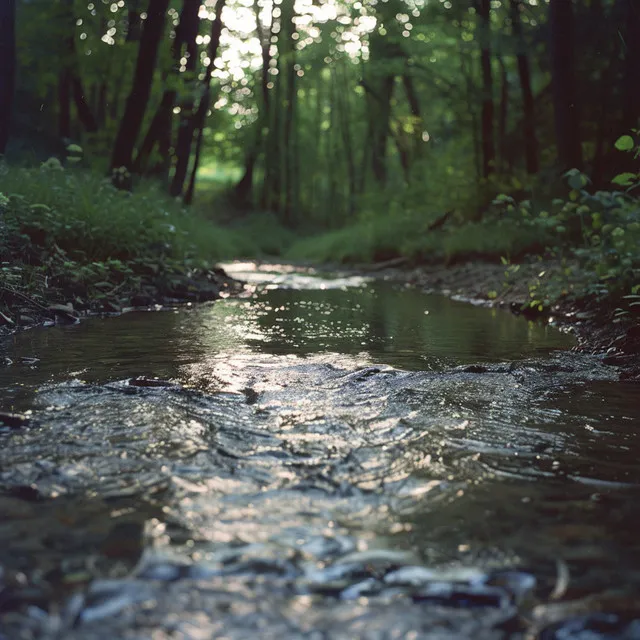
xmin=169 ymin=0 xmax=203 ymax=197
xmin=549 ymin=0 xmax=582 ymax=170
xmin=72 ymin=76 xmax=98 ymax=133
xmin=497 ymin=56 xmax=508 ymax=173
xmin=110 ymin=0 xmax=170 ymax=185
xmin=477 ymin=0 xmax=495 ymax=178
xmin=262 ymin=3 xmax=280 ymax=211
xmin=510 ymin=0 xmax=538 ymax=174
xmin=126 ymin=0 xmax=142 ymax=42
xmin=134 ymin=0 xmax=199 ymax=177
xmin=180 ymin=0 xmax=226 ymax=202
xmin=401 ymin=72 xmax=424 ymax=170
xmin=280 ymin=0 xmax=297 ymax=224
xmin=367 ymin=75 xmax=395 ymax=185
xmin=0 ymin=0 xmax=16 ymax=155
xmin=133 ymin=88 xmax=175 ymax=175
xmin=233 ymin=0 xmax=269 ymax=208
xmin=336 ymin=63 xmax=356 ymax=215
xmin=621 ymin=0 xmax=640 ymax=130
xmin=58 ymin=70 xmax=72 ymax=139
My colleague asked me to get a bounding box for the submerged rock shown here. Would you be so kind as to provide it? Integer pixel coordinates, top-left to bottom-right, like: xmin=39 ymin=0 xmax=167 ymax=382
xmin=0 ymin=411 xmax=31 ymax=428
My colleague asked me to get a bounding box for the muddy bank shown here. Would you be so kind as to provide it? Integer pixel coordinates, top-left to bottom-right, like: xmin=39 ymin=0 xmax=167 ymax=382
xmin=0 ymin=265 xmax=243 ymax=340
xmin=354 ymin=259 xmax=640 ymax=382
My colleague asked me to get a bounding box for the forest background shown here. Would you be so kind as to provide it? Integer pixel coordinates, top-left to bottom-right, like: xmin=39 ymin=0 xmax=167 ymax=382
xmin=0 ymin=0 xmax=639 ymax=319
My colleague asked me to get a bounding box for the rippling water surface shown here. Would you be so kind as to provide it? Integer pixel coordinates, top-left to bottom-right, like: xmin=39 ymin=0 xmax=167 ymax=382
xmin=1 ymin=262 xmax=639 ymax=639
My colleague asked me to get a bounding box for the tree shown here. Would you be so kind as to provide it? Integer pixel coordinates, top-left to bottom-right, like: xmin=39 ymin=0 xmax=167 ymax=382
xmin=620 ymin=0 xmax=640 ymax=132
xmin=549 ymin=0 xmax=582 ymax=170
xmin=510 ymin=0 xmax=538 ymax=174
xmin=0 ymin=0 xmax=16 ymax=155
xmin=476 ymin=0 xmax=495 ymax=178
xmin=169 ymin=0 xmax=203 ymax=197
xmin=184 ymin=0 xmax=227 ymax=204
xmin=110 ymin=0 xmax=171 ymax=185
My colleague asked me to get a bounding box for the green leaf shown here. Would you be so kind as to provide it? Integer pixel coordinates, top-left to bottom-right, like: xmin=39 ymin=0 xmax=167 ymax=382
xmin=565 ymin=170 xmax=588 ymax=190
xmin=614 ymin=135 xmax=635 ymax=152
xmin=611 ymin=172 xmax=637 ymax=186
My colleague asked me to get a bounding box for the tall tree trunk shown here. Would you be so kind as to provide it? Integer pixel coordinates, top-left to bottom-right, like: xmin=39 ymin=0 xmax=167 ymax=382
xmin=280 ymin=0 xmax=297 ymax=224
xmin=133 ymin=88 xmax=175 ymax=176
xmin=181 ymin=0 xmax=226 ymax=202
xmin=262 ymin=3 xmax=280 ymax=211
xmin=335 ymin=63 xmax=356 ymax=215
xmin=401 ymin=72 xmax=424 ymax=170
xmin=621 ymin=0 xmax=640 ymax=130
xmin=0 ymin=0 xmax=16 ymax=155
xmin=233 ymin=0 xmax=270 ymax=208
xmin=126 ymin=0 xmax=142 ymax=42
xmin=366 ymin=75 xmax=395 ymax=185
xmin=497 ymin=55 xmax=508 ymax=173
xmin=510 ymin=0 xmax=538 ymax=174
xmin=110 ymin=0 xmax=170 ymax=186
xmin=549 ymin=0 xmax=582 ymax=170
xmin=169 ymin=0 xmax=203 ymax=197
xmin=134 ymin=0 xmax=198 ymax=177
xmin=477 ymin=0 xmax=495 ymax=178
xmin=58 ymin=70 xmax=72 ymax=139
xmin=57 ymin=0 xmax=98 ymax=136
xmin=72 ymin=76 xmax=98 ymax=133
xmin=459 ymin=47 xmax=481 ymax=181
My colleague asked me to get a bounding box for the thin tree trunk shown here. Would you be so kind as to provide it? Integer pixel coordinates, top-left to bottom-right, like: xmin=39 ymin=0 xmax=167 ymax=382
xmin=365 ymin=76 xmax=395 ymax=185
xmin=477 ymin=0 xmax=495 ymax=178
xmin=134 ymin=0 xmax=198 ymax=176
xmin=181 ymin=0 xmax=226 ymax=202
xmin=497 ymin=55 xmax=508 ymax=173
xmin=133 ymin=88 xmax=175 ymax=174
xmin=0 ymin=0 xmax=16 ymax=154
xmin=510 ymin=0 xmax=538 ymax=174
xmin=335 ymin=63 xmax=356 ymax=215
xmin=110 ymin=0 xmax=170 ymax=185
xmin=401 ymin=72 xmax=423 ymax=170
xmin=262 ymin=2 xmax=280 ymax=211
xmin=459 ymin=48 xmax=481 ymax=181
xmin=621 ymin=0 xmax=640 ymax=130
xmin=169 ymin=0 xmax=202 ymax=197
xmin=58 ymin=70 xmax=72 ymax=139
xmin=72 ymin=76 xmax=98 ymax=132
xmin=233 ymin=0 xmax=270 ymax=207
xmin=549 ymin=0 xmax=582 ymax=170
xmin=126 ymin=0 xmax=142 ymax=42
xmin=280 ymin=0 xmax=297 ymax=224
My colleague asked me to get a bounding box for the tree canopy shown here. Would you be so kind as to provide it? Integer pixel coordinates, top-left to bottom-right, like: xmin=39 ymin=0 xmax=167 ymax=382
xmin=3 ymin=0 xmax=639 ymax=228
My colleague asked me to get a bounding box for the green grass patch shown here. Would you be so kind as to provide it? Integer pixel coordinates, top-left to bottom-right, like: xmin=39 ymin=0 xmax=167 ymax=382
xmin=0 ymin=164 xmax=252 ymax=264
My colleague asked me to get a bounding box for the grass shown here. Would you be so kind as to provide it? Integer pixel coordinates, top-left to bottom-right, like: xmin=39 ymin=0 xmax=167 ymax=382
xmin=0 ymin=164 xmax=299 ymax=264
xmin=286 ymin=215 xmax=551 ymax=264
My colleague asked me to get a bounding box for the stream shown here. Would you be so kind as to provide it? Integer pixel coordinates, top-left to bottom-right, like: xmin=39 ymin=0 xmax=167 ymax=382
xmin=1 ymin=262 xmax=639 ymax=639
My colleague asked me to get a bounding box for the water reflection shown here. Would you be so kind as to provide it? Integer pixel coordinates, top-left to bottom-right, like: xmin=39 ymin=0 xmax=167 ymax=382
xmin=0 ymin=265 xmax=572 ymax=408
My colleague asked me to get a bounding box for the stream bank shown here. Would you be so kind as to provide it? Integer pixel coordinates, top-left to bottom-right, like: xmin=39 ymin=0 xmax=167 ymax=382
xmin=353 ymin=258 xmax=640 ymax=382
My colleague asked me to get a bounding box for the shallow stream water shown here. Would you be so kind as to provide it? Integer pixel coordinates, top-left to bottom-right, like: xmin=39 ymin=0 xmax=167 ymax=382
xmin=1 ymin=263 xmax=639 ymax=639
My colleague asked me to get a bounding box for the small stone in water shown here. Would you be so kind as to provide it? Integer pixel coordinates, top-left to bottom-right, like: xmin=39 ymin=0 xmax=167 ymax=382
xmin=485 ymin=570 xmax=536 ymax=604
xmin=383 ymin=566 xmax=437 ymax=586
xmin=413 ymin=583 xmax=509 ymax=609
xmin=341 ymin=578 xmax=381 ymax=600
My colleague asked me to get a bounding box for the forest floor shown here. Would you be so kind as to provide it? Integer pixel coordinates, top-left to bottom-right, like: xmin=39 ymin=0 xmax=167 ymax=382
xmin=0 ymin=259 xmax=243 ymax=339
xmin=354 ymin=257 xmax=640 ymax=382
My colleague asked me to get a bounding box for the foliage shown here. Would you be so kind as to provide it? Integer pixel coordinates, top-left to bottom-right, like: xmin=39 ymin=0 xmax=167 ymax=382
xmin=491 ymin=134 xmax=640 ymax=312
